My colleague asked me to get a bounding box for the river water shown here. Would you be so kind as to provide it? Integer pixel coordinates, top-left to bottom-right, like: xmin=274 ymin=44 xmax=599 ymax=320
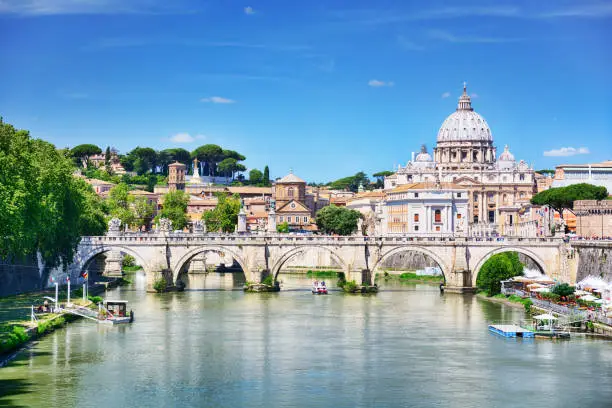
xmin=1 ymin=272 xmax=611 ymax=407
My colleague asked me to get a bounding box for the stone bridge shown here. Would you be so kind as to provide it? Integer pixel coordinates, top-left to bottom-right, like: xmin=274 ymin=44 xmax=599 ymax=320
xmin=68 ymin=233 xmax=573 ymax=293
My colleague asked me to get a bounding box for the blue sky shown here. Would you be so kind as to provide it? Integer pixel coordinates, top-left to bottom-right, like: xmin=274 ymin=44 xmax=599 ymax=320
xmin=0 ymin=0 xmax=611 ymax=182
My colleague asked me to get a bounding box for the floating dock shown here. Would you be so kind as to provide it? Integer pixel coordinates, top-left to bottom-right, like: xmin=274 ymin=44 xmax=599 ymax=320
xmin=488 ymin=324 xmax=535 ymax=338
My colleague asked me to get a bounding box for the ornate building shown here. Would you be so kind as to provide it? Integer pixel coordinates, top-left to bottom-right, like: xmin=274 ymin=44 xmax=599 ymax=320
xmin=273 ymin=171 xmax=313 ymax=230
xmin=385 ymin=84 xmax=537 ymax=231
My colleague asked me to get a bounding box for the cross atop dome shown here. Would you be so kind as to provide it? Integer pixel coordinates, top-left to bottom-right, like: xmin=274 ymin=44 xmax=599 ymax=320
xmin=457 ymin=82 xmax=473 ymax=111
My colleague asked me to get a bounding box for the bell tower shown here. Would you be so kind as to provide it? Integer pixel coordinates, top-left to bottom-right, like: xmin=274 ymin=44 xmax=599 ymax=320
xmin=168 ymin=162 xmax=186 ymax=191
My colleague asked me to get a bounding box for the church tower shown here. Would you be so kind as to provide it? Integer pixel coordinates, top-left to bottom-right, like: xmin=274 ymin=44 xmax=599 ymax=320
xmin=168 ymin=162 xmax=186 ymax=191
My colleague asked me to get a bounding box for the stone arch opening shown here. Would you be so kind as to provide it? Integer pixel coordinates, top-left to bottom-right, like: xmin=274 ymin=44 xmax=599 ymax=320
xmin=371 ymin=246 xmax=447 ymax=287
xmin=271 ymin=246 xmax=348 ymax=288
xmin=78 ymin=246 xmax=150 ymax=290
xmin=472 ymin=248 xmax=547 ymax=287
xmin=172 ymin=246 xmax=248 ymax=290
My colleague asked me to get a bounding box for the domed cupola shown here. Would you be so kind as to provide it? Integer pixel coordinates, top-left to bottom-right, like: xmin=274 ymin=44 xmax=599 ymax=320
xmin=498 ymin=145 xmax=515 ymax=162
xmin=415 ymin=144 xmax=433 ymax=162
xmin=497 ymin=145 xmax=516 ymax=170
xmin=436 ymin=83 xmax=493 ymax=143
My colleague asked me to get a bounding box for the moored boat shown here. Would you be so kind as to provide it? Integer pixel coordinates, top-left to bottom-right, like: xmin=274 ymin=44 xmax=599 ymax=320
xmin=312 ymin=281 xmax=328 ymax=295
xmin=100 ymin=300 xmax=134 ymax=325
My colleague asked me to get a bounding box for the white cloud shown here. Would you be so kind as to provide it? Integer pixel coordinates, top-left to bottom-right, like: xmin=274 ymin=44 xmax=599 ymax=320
xmin=200 ymin=96 xmax=236 ymax=104
xmin=0 ymin=0 xmax=198 ymax=15
xmin=170 ymin=133 xmax=195 ymax=143
xmin=244 ymin=6 xmax=255 ymax=15
xmin=428 ymin=29 xmax=522 ymax=43
xmin=543 ymin=147 xmax=590 ymax=157
xmin=441 ymin=92 xmax=451 ymax=98
xmin=368 ymin=79 xmax=394 ymax=87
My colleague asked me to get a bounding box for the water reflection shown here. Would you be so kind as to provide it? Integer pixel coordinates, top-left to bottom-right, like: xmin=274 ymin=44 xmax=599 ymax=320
xmin=1 ymin=280 xmax=611 ymax=407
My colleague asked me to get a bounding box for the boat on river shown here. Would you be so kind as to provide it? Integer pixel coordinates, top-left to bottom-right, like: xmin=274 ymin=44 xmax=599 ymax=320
xmin=488 ymin=313 xmax=570 ymax=339
xmin=312 ymin=281 xmax=328 ymax=295
xmin=100 ymin=300 xmax=134 ymax=325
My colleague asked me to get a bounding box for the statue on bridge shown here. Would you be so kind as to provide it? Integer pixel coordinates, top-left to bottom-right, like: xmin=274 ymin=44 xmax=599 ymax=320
xmin=158 ymin=218 xmax=173 ymax=233
xmin=107 ymin=217 xmax=122 ymax=236
xmin=193 ymin=220 xmax=206 ymax=234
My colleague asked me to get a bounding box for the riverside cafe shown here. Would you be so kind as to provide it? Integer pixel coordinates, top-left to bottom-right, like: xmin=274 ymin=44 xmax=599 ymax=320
xmin=576 ymin=276 xmax=612 ymax=317
xmin=501 ymin=276 xmax=556 ymax=295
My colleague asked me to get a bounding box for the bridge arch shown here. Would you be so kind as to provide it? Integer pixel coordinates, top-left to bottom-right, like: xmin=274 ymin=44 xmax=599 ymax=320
xmin=271 ymin=245 xmax=348 ymax=280
xmin=370 ymin=245 xmax=449 ymax=282
xmin=172 ymin=245 xmax=249 ymax=285
xmin=77 ymin=245 xmax=151 ymax=276
xmin=471 ymin=247 xmax=548 ymax=287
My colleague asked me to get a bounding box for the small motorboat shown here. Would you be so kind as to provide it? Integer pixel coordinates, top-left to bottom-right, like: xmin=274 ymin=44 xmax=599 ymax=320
xmin=312 ymin=281 xmax=328 ymax=295
xmin=100 ymin=300 xmax=134 ymax=325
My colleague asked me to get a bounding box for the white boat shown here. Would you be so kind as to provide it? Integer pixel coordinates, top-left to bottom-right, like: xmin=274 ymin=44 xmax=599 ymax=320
xmin=100 ymin=300 xmax=134 ymax=325
xmin=312 ymin=282 xmax=328 ymax=295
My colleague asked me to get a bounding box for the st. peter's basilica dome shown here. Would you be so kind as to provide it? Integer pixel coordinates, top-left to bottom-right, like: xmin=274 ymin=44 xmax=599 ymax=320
xmin=436 ymin=84 xmax=493 ymax=143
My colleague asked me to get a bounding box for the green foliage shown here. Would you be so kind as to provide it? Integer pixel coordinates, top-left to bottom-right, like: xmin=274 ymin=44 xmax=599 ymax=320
xmin=342 ymin=280 xmax=358 ymax=293
xmin=122 ymin=254 xmax=136 ymax=268
xmin=306 ymin=270 xmax=338 ymax=278
xmin=70 ymin=144 xmax=102 ymax=167
xmin=153 ymin=277 xmax=167 ymax=293
xmin=379 ymin=272 xmax=443 ymax=283
xmin=276 ymin=221 xmax=290 ymax=233
xmin=522 ymin=298 xmax=533 ymax=311
xmin=262 ymin=274 xmax=274 ymax=286
xmin=263 ymin=166 xmax=270 ymax=186
xmin=192 ymin=144 xmax=224 ymax=176
xmin=328 ymin=171 xmax=370 ymax=192
xmin=203 ymin=193 xmax=240 ymax=232
xmin=552 ymin=283 xmax=575 ymax=297
xmin=372 ymin=171 xmax=394 ymax=188
xmin=122 ymin=147 xmax=158 ymax=175
xmin=536 ymin=169 xmax=555 ymax=176
xmin=37 ymin=316 xmax=65 ymax=335
xmin=316 ymin=205 xmax=362 ymax=235
xmin=157 ymin=190 xmax=190 ymax=230
xmin=88 ymin=295 xmax=103 ymax=304
xmin=476 ymin=252 xmax=524 ymax=296
xmin=0 ymin=325 xmax=30 ymax=353
xmin=105 ymin=183 xmax=135 ymax=227
xmin=0 ymin=119 xmax=107 ymax=266
xmin=249 ymin=168 xmax=263 ymax=184
xmin=531 ymin=184 xmax=608 ymax=216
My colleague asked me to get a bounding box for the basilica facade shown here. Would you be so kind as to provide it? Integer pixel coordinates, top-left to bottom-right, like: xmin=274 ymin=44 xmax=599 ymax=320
xmin=384 ymin=84 xmax=537 ymax=230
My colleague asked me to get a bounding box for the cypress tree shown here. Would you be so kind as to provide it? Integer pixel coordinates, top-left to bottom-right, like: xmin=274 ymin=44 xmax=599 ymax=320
xmin=263 ymin=165 xmax=270 ymax=186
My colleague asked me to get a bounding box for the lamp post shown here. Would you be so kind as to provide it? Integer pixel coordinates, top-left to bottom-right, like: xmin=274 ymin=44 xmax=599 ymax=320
xmin=67 ymin=276 xmax=71 ymax=305
xmin=54 ymin=282 xmax=58 ymax=312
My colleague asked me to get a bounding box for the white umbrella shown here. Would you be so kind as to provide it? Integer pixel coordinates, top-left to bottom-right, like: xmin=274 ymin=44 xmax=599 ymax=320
xmin=580 ymin=294 xmax=598 ymax=302
xmin=533 ymin=314 xmax=557 ymax=320
xmin=532 ymin=287 xmax=550 ymax=293
xmin=536 ymin=276 xmax=554 ymax=283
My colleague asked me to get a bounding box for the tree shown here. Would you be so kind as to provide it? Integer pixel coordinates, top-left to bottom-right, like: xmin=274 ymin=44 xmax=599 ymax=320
xmin=157 ymin=190 xmax=190 ymax=230
xmin=249 ymin=169 xmax=263 ymax=185
xmin=159 ymin=148 xmax=191 ymax=174
xmin=328 ymin=172 xmax=371 ymax=192
xmin=105 ymin=183 xmax=135 ymax=227
xmin=132 ymin=196 xmax=155 ymax=231
xmin=222 ymin=149 xmax=246 ymax=162
xmin=203 ymin=193 xmax=240 ymax=232
xmin=315 ymin=205 xmax=362 ymax=235
xmin=0 ymin=119 xmax=106 ymax=267
xmin=531 ymin=184 xmax=608 ymax=218
xmin=552 ymin=283 xmax=575 ymax=297
xmin=277 ymin=222 xmax=290 ymax=233
xmin=476 ymin=252 xmax=524 ymax=296
xmin=104 ymin=146 xmax=112 ymax=173
xmin=71 ymin=144 xmax=102 ymax=168
xmin=263 ymin=165 xmax=270 ymax=186
xmin=218 ymin=158 xmax=237 ymax=181
xmin=373 ymin=170 xmax=394 ymax=189
xmin=192 ymin=144 xmax=223 ymax=176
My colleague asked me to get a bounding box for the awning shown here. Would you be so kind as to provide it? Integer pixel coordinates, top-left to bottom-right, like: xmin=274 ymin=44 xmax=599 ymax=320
xmin=533 ymin=314 xmax=557 ymax=320
xmin=532 ymin=287 xmax=550 ymax=293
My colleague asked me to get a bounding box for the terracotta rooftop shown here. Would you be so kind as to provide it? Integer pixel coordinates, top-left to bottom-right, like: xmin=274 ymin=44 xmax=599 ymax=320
xmin=227 ymin=186 xmax=272 ymax=195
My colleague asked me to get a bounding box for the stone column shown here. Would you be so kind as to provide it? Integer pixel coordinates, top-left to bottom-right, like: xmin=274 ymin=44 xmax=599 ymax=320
xmin=104 ymin=250 xmax=123 ymax=277
xmin=237 ymin=208 xmax=247 ymax=233
xmin=267 ymin=209 xmax=277 ymax=233
xmin=188 ymin=253 xmax=207 ymax=274
xmin=446 ymin=205 xmax=452 ymax=233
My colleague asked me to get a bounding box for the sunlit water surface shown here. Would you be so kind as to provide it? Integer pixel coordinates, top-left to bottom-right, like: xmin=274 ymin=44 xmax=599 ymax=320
xmin=1 ymin=272 xmax=611 ymax=407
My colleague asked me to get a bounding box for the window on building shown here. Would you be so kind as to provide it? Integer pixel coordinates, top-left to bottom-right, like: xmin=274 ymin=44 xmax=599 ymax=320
xmin=279 ymin=216 xmax=284 ymax=222
xmin=414 ymin=193 xmax=419 ymax=198
xmin=457 ymin=213 xmax=462 ymax=219
xmin=474 ymin=215 xmax=479 ymax=223
xmin=303 ymin=216 xmax=308 ymax=223
xmin=488 ymin=211 xmax=495 ymax=223
xmin=414 ymin=226 xmax=419 ymax=231
xmin=287 ymin=216 xmax=292 ymax=223
xmin=519 ymin=173 xmax=525 ymax=181
xmin=413 ymin=214 xmax=419 ymax=222
xmin=288 ymin=187 xmax=294 ymax=197
xmin=435 ymin=226 xmax=441 ymax=231
xmin=457 ymin=193 xmax=461 ymax=198
xmin=407 ymin=175 xmax=412 ymax=181
xmin=473 ymin=193 xmax=478 ymax=202
xmin=434 ymin=209 xmax=442 ymax=223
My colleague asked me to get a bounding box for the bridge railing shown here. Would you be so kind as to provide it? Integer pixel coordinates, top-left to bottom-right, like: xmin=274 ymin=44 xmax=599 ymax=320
xmin=80 ymin=233 xmax=563 ymax=246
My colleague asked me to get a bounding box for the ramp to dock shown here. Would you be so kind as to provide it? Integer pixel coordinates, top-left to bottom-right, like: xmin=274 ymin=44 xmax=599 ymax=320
xmin=488 ymin=324 xmax=535 ymax=338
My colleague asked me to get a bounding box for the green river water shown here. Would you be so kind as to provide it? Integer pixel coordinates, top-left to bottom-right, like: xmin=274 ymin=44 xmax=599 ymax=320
xmin=1 ymin=272 xmax=611 ymax=407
